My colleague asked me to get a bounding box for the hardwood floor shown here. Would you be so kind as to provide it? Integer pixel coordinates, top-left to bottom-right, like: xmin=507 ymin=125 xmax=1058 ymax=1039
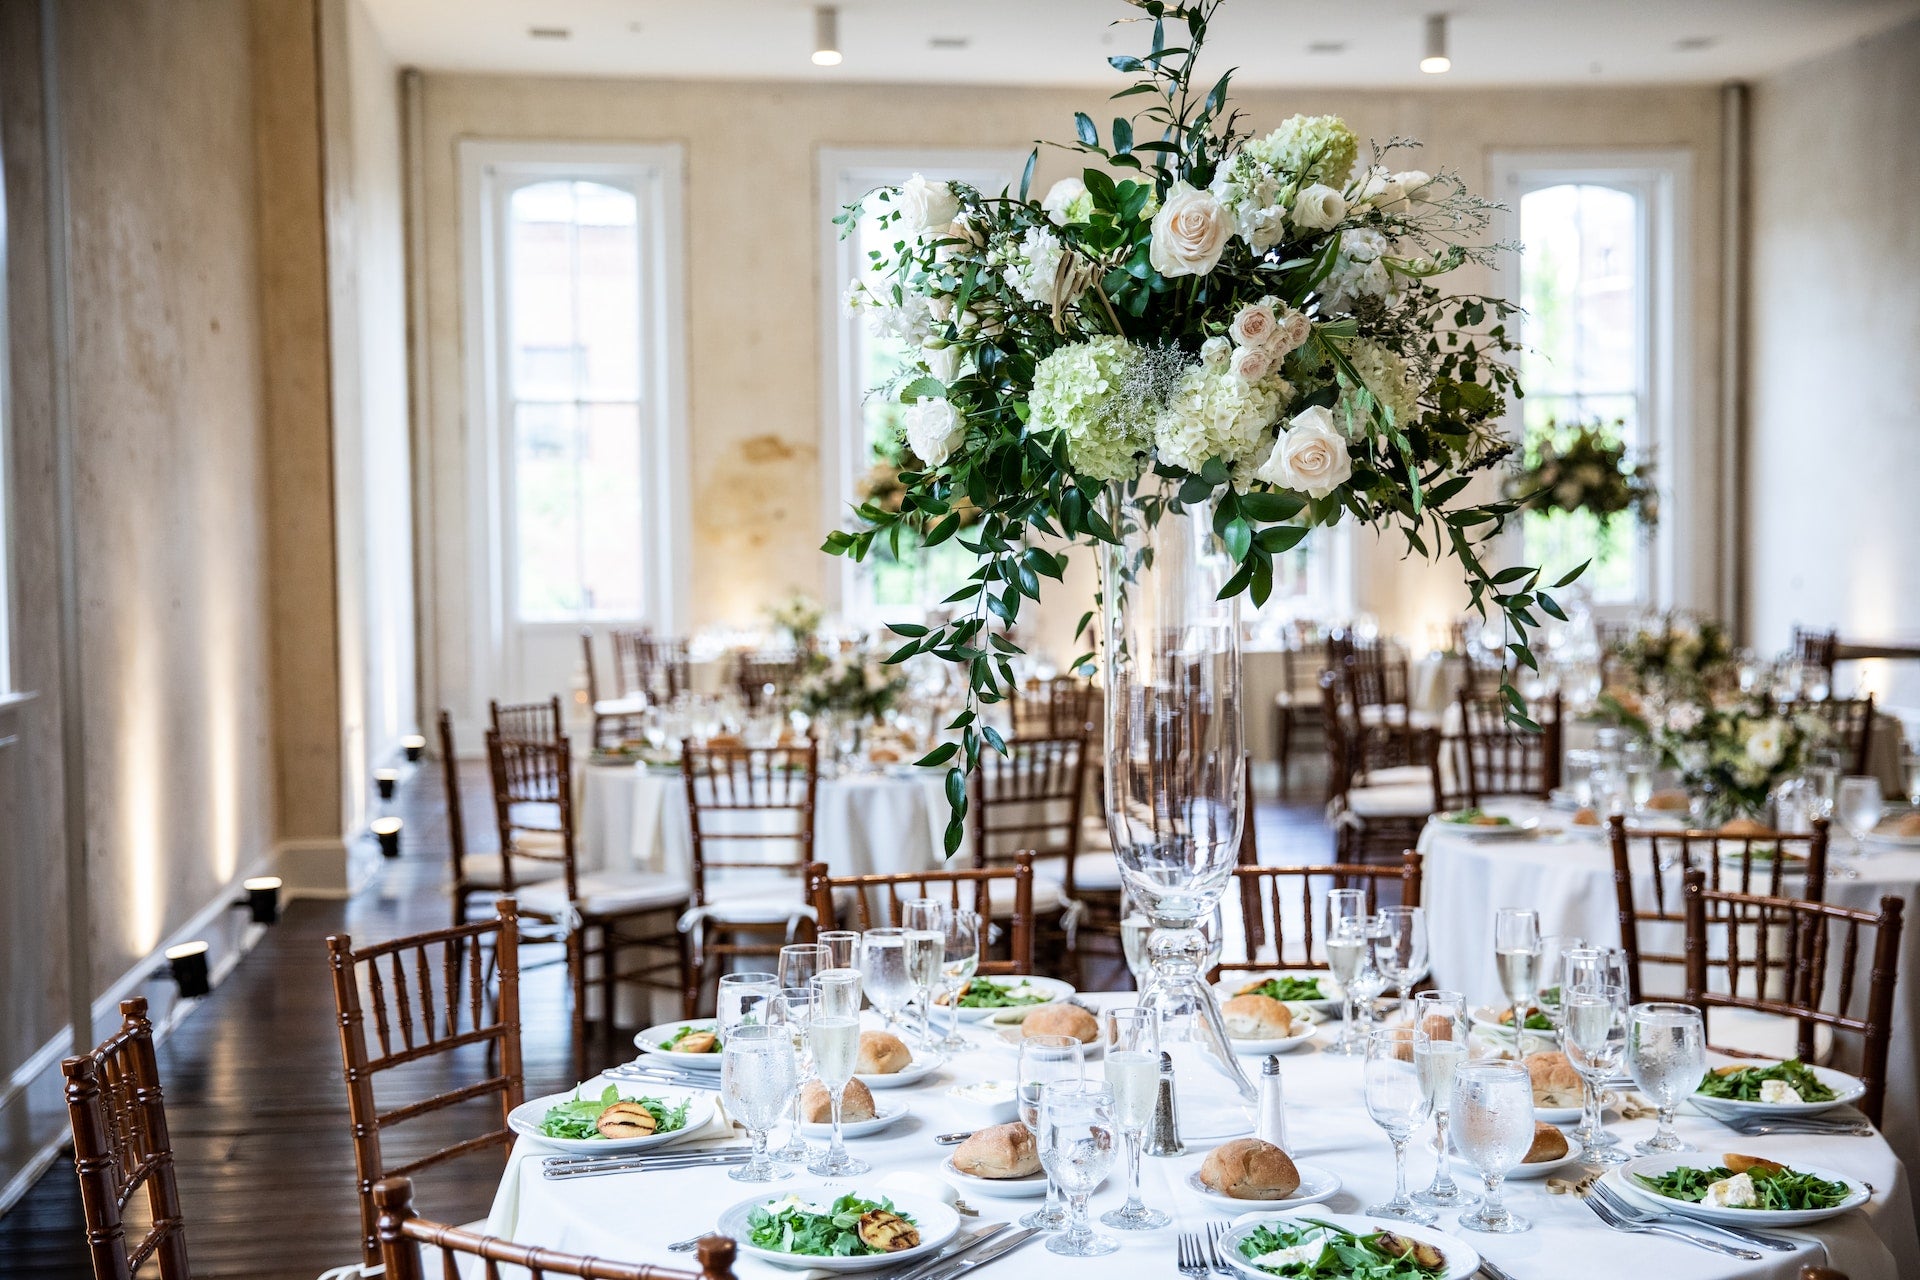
xmin=0 ymin=757 xmax=1334 ymax=1278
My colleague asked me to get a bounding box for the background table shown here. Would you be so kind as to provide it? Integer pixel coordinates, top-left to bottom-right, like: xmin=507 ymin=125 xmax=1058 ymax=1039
xmin=487 ymin=995 xmax=1916 ymax=1279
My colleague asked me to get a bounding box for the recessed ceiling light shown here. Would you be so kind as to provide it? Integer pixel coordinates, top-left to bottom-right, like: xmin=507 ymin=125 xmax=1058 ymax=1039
xmin=930 ymin=36 xmax=970 ymax=51
xmin=1308 ymin=40 xmax=1347 ymax=55
xmin=813 ymin=5 xmax=842 ymax=66
xmin=1420 ymin=14 xmax=1451 ymax=74
xmin=1673 ymin=35 xmax=1716 ymax=52
xmin=528 ymin=26 xmax=569 ymax=40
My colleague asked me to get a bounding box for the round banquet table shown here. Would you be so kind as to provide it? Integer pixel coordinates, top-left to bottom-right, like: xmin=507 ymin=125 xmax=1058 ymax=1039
xmin=483 ymin=994 xmax=1915 ymax=1279
xmin=1419 ymin=802 xmax=1920 ymax=1204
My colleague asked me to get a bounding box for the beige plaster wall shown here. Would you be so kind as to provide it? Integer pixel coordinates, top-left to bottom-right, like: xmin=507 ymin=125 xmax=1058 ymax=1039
xmin=1748 ymin=20 xmax=1920 ymax=713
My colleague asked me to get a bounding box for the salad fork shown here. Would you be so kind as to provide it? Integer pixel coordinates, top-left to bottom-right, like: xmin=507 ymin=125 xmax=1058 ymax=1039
xmin=1581 ymin=1188 xmax=1761 ymax=1258
xmin=1176 ymin=1233 xmax=1209 ymax=1278
xmin=1205 ymin=1221 xmax=1234 ymax=1274
xmin=1590 ymin=1181 xmax=1798 ymax=1252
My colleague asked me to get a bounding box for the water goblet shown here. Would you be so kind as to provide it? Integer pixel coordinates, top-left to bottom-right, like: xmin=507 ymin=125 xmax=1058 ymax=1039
xmin=1562 ymin=982 xmax=1630 ymax=1165
xmin=902 ymin=899 xmax=948 ymax=1050
xmin=1099 ymin=1008 xmax=1167 ymax=1230
xmin=1345 ymin=913 xmax=1392 ymax=1041
xmin=1628 ymin=1002 xmax=1707 ymax=1154
xmin=1838 ymin=776 xmax=1884 ymax=846
xmin=777 ymin=943 xmax=829 ymax=992
xmin=1451 ymin=1060 xmax=1536 ymax=1233
xmin=1017 ymin=1034 xmax=1084 ymax=1231
xmin=769 ymin=987 xmax=816 ymax=1164
xmin=1409 ymin=991 xmax=1476 ymax=1209
xmin=934 ymin=910 xmax=981 ymax=1051
xmin=1375 ymin=906 xmax=1429 ymax=1022
xmin=1363 ymin=1027 xmax=1437 ymax=1224
xmin=859 ymin=928 xmax=913 ymax=1036
xmin=817 ymin=930 xmax=861 ymax=970
xmin=1037 ymin=1081 xmax=1119 ymax=1257
xmin=1492 ymin=909 xmax=1540 ymax=1056
xmin=717 ymin=971 xmax=778 ymax=1036
xmin=722 ymin=1025 xmax=797 ymax=1182
xmin=805 ymin=971 xmax=868 ymax=1177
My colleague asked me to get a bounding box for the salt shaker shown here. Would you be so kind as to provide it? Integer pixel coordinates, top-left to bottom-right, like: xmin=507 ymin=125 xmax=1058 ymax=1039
xmin=1145 ymin=1050 xmax=1184 ymax=1156
xmin=1256 ymin=1054 xmax=1288 ymax=1151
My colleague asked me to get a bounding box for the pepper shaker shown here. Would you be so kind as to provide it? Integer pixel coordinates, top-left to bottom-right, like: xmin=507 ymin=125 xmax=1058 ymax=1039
xmin=1145 ymin=1050 xmax=1184 ymax=1156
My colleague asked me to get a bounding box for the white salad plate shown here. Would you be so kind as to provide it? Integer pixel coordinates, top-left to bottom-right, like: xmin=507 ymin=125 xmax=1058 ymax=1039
xmin=1212 ymin=970 xmax=1344 ymax=1016
xmin=1218 ymin=1211 xmax=1480 ymax=1280
xmin=1611 ymin=1157 xmax=1870 ymax=1227
xmin=1433 ymin=813 xmax=1540 ymax=839
xmin=857 ymin=1051 xmax=946 ymax=1090
xmin=1688 ymin=1063 xmax=1866 ymax=1119
xmin=939 ymin=1156 xmax=1052 ymax=1199
xmin=634 ymin=1020 xmax=725 ymax=1071
xmin=940 ymin=975 xmax=1076 ymax=1022
xmin=507 ymin=1086 xmax=712 ymax=1155
xmin=798 ymin=1102 xmax=909 ymax=1139
xmin=1229 ymin=1021 xmax=1319 ymax=1056
xmin=718 ymin=1186 xmax=960 ymax=1272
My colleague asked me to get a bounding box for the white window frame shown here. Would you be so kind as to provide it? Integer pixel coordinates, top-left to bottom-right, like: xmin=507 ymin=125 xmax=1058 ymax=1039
xmin=459 ymin=140 xmax=689 ymax=698
xmin=1488 ymin=150 xmax=1690 ymax=616
xmin=817 ymin=147 xmax=1027 ymax=625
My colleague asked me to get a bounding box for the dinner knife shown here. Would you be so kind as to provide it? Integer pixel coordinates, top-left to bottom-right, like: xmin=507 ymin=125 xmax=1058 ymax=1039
xmin=916 ymin=1226 xmax=1040 ymax=1280
xmin=542 ymin=1153 xmax=753 ymax=1179
xmin=541 ymin=1145 xmax=748 ymax=1168
xmin=884 ymin=1222 xmax=1009 ymax=1280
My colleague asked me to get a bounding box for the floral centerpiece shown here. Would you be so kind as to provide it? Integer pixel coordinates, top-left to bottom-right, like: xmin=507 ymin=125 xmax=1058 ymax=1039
xmin=794 ymin=647 xmax=908 ymax=721
xmin=1505 ymin=419 xmax=1657 ymax=536
xmin=1603 ymin=612 xmax=1737 ymax=717
xmin=1647 ymin=696 xmax=1824 ymax=825
xmin=765 ymin=593 xmax=825 ymax=648
xmin=826 ymin=0 xmax=1566 ymax=851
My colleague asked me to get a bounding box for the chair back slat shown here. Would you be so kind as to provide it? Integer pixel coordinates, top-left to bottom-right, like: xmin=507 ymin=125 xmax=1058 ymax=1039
xmin=1682 ymin=869 xmax=1904 ymax=1125
xmin=1436 ymin=690 xmax=1562 ymax=809
xmin=1218 ymin=855 xmax=1423 ymax=974
xmin=736 ymin=656 xmax=802 ymax=709
xmin=486 ymin=732 xmax=580 ymax=901
xmin=328 ymin=900 xmax=527 ymax=1267
xmin=1776 ymin=694 xmax=1875 ymax=778
xmin=806 ymin=857 xmax=1036 ymax=974
xmin=969 ymin=735 xmax=1085 ymax=875
xmin=1012 ymin=676 xmax=1098 ymax=737
xmin=438 ymin=710 xmax=478 ymax=925
xmin=682 ymin=742 xmax=819 ymax=904
xmin=490 ymin=695 xmax=564 ymax=746
xmin=63 ymin=998 xmax=192 ymax=1280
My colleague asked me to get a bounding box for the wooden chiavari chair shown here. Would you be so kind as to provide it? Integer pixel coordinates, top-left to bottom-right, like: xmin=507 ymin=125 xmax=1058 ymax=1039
xmin=969 ymin=734 xmax=1088 ymax=978
xmin=1322 ymin=672 xmax=1435 ymax=863
xmin=1779 ymin=694 xmax=1876 ymax=779
xmin=1432 ymin=689 xmax=1562 ymax=810
xmin=439 ymin=710 xmax=558 ymax=926
xmin=490 ymin=694 xmax=563 ymax=745
xmin=1609 ymin=814 xmax=1831 ymax=1004
xmin=617 ymin=632 xmax=691 ymax=704
xmin=735 ymin=655 xmax=802 ymax=710
xmin=582 ymin=629 xmax=646 ymax=748
xmin=1012 ymin=675 xmax=1098 ymax=737
xmin=1792 ymin=626 xmax=1840 ymax=690
xmin=1268 ymin=625 xmax=1324 ymax=798
xmin=608 ymin=627 xmax=652 ymax=700
xmin=682 ymin=741 xmax=820 ymax=1015
xmin=374 ymin=1176 xmax=739 ymax=1280
xmin=326 ymin=899 xmax=526 ymax=1270
xmin=805 ymin=854 xmax=1037 ymax=974
xmin=1218 ymin=854 xmax=1424 ymax=979
xmin=1682 ymin=868 xmax=1903 ymax=1125
xmin=63 ymin=997 xmax=190 ymax=1280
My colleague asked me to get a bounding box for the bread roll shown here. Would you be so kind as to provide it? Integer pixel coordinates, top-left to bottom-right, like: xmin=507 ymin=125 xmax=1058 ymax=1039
xmin=1199 ymin=1138 xmax=1301 ymax=1200
xmin=1722 ymin=1152 xmax=1786 ymax=1175
xmin=801 ymin=1077 xmax=875 ymax=1123
xmin=951 ymin=1122 xmax=1041 ymax=1178
xmin=1418 ymin=1012 xmax=1455 ymax=1043
xmin=1720 ymin=816 xmax=1771 ymax=836
xmin=1522 ymin=1122 xmax=1569 ymax=1164
xmin=1222 ymin=994 xmax=1294 ymax=1040
xmin=1647 ymin=788 xmax=1691 ymax=813
xmin=1571 ymin=806 xmax=1600 ymax=827
xmin=856 ymin=1030 xmax=912 ymax=1075
xmin=1021 ymin=1002 xmax=1100 ymax=1045
xmin=1881 ymin=812 xmax=1920 ymax=838
xmin=1523 ymin=1050 xmax=1583 ymax=1107
xmin=595 ymin=1101 xmax=659 ymax=1139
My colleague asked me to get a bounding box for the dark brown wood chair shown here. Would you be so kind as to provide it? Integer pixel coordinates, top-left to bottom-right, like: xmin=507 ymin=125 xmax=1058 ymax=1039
xmin=1432 ymin=689 xmax=1563 ymax=810
xmin=1791 ymin=626 xmax=1840 ymax=691
xmin=736 ymin=655 xmax=802 ymax=710
xmin=1779 ymin=694 xmax=1876 ymax=779
xmin=582 ymin=629 xmax=646 ymax=748
xmin=488 ymin=733 xmax=691 ymax=1078
xmin=490 ymin=694 xmax=564 ymax=746
xmin=805 ymin=854 xmax=1037 ymax=974
xmin=682 ymin=740 xmax=820 ymax=1015
xmin=1012 ymin=675 xmax=1098 ymax=738
xmin=63 ymin=997 xmax=190 ymax=1280
xmin=1218 ymin=854 xmax=1424 ymax=979
xmin=969 ymin=734 xmax=1088 ymax=978
xmin=1323 ymin=671 xmax=1435 ymax=863
xmin=1267 ymin=628 xmax=1324 ymax=798
xmin=326 ymin=899 xmax=526 ymax=1270
xmin=1611 ymin=815 xmax=1831 ymax=1004
xmin=374 ymin=1175 xmax=738 ymax=1280
xmin=616 ymin=631 xmax=690 ymax=705
xmin=439 ymin=710 xmax=560 ymax=926
xmin=1683 ymin=868 xmax=1903 ymax=1125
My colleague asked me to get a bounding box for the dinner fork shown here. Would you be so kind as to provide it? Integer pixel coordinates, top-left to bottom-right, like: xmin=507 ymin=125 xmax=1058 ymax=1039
xmin=1590 ymin=1181 xmax=1799 ymax=1252
xmin=1206 ymin=1221 xmax=1235 ymax=1274
xmin=1176 ymin=1233 xmax=1209 ymax=1278
xmin=1581 ymin=1187 xmax=1762 ymax=1258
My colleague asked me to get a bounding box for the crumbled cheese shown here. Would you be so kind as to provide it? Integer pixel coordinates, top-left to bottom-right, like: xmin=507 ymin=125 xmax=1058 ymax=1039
xmin=1759 ymin=1079 xmax=1803 ymax=1104
xmin=1250 ymin=1235 xmax=1327 ymax=1269
xmin=1703 ymin=1173 xmax=1757 ymax=1208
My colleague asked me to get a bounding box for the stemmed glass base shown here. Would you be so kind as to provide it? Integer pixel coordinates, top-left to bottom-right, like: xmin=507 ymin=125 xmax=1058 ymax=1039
xmin=1411 ymin=1116 xmax=1478 ymax=1208
xmin=1100 ymin=1202 xmax=1169 ymax=1230
xmin=1457 ymin=1179 xmax=1530 ymax=1234
xmin=1365 ymin=1197 xmax=1437 ymax=1224
xmin=1046 ymin=1230 xmax=1120 ymax=1258
xmin=1019 ymin=1202 xmax=1067 ymax=1231
xmin=807 ymin=1148 xmax=869 ymax=1178
xmin=1134 ymin=923 xmax=1255 ymax=1103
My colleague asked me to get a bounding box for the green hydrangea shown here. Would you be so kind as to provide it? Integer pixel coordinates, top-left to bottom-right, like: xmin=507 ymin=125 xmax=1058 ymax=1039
xmin=1340 ymin=338 xmax=1422 ymax=430
xmin=1247 ymin=114 xmax=1359 ymax=188
xmin=1030 ymin=337 xmax=1150 ymax=483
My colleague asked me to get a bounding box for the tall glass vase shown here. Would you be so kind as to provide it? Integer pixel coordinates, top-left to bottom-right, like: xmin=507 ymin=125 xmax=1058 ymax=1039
xmin=1099 ymin=479 xmax=1254 ymax=1103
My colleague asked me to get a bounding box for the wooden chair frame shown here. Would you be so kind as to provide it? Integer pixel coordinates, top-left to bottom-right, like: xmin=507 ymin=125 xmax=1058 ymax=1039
xmin=489 ymin=694 xmax=564 ymax=746
xmin=735 ymin=656 xmax=802 ymax=710
xmin=1778 ymin=694 xmax=1876 ymax=779
xmin=1012 ymin=676 xmax=1098 ymax=738
xmin=1322 ymin=672 xmax=1433 ymax=863
xmin=63 ymin=997 xmax=190 ymax=1280
xmin=1433 ymin=690 xmax=1563 ymax=810
xmin=805 ymin=854 xmax=1037 ymax=974
xmin=374 ymin=1175 xmax=738 ymax=1280
xmin=583 ymin=629 xmax=645 ymax=748
xmin=327 ymin=899 xmax=526 ymax=1268
xmin=1219 ymin=854 xmax=1424 ymax=978
xmin=1610 ymin=815 xmax=1831 ymax=1004
xmin=1682 ymin=869 xmax=1903 ymax=1125
xmin=968 ymin=734 xmax=1088 ymax=978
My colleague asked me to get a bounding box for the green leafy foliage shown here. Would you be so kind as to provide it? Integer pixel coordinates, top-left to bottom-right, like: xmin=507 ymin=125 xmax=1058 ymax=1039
xmin=952 ymin=977 xmax=1053 ymax=1009
xmin=1236 ymin=975 xmax=1326 ymax=1002
xmin=747 ymin=1194 xmax=916 ymax=1257
xmin=536 ymin=1085 xmax=692 ymax=1141
xmin=1634 ymin=1164 xmax=1852 ymax=1211
xmin=1235 ymin=1218 xmax=1447 ymax=1276
xmin=1696 ymin=1060 xmax=1837 ymax=1103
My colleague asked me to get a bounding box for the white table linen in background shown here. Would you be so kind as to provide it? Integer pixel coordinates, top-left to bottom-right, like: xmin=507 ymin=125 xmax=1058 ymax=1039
xmin=1420 ymin=803 xmax=1920 ymax=1203
xmin=486 ymin=995 xmax=1916 ymax=1280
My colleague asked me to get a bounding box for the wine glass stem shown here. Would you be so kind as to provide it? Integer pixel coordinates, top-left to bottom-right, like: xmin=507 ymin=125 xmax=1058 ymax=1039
xmin=1583 ymin=1077 xmax=1601 ymax=1139
xmin=1067 ymin=1189 xmax=1089 ymax=1246
xmin=1483 ymin=1173 xmax=1505 ymax=1225
xmin=1125 ymin=1130 xmax=1144 ymax=1212
xmin=1658 ymin=1103 xmax=1676 ymax=1144
xmin=1398 ymin=982 xmax=1412 ymax=1023
xmin=1044 ymin=1177 xmax=1061 ymax=1223
xmin=829 ymin=1090 xmax=847 ymax=1163
xmin=1341 ymin=993 xmax=1356 ymax=1049
xmin=749 ymin=1127 xmax=768 ymax=1178
xmin=1391 ymin=1135 xmax=1409 ymax=1203
xmin=1431 ymin=1110 xmax=1457 ymax=1192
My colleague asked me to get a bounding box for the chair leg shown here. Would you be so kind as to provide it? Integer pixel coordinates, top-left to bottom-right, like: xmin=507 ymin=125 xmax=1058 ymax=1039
xmin=567 ymin=931 xmax=588 ymax=1083
xmin=1276 ymin=708 xmax=1294 ymax=798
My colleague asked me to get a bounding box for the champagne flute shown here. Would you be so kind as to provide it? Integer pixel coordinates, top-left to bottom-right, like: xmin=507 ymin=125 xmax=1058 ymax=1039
xmin=769 ymin=986 xmax=816 ymax=1164
xmin=1099 ymin=1007 xmax=1166 ymax=1231
xmin=1364 ymin=1027 xmax=1437 ymax=1224
xmin=934 ymin=910 xmax=981 ymax=1051
xmin=1017 ymin=1034 xmax=1084 ymax=1231
xmin=1325 ymin=889 xmax=1369 ymax=1055
xmin=817 ymin=930 xmax=861 ymax=970
xmin=1534 ymin=934 xmax=1580 ymax=1034
xmin=1837 ymin=776 xmax=1884 ymax=846
xmin=1375 ymin=906 xmax=1429 ymax=1022
xmin=859 ymin=928 xmax=913 ymax=1037
xmin=902 ymin=899 xmax=948 ymax=1051
xmin=805 ymin=971 xmax=868 ymax=1177
xmin=1409 ymin=991 xmax=1476 ymax=1209
xmin=1037 ymin=1081 xmax=1119 ymax=1258
xmin=1345 ymin=913 xmax=1391 ymax=1042
xmin=1627 ymin=1002 xmax=1707 ymax=1154
xmin=722 ymin=1025 xmax=796 ymax=1182
xmin=1562 ymin=982 xmax=1629 ymax=1165
xmin=1451 ymin=1060 xmax=1535 ymax=1234
xmin=717 ymin=971 xmax=778 ymax=1037
xmin=1492 ymin=909 xmax=1540 ymax=1057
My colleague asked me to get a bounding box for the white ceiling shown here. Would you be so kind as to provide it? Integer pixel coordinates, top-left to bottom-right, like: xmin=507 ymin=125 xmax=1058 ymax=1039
xmin=362 ymin=0 xmax=1920 ymax=87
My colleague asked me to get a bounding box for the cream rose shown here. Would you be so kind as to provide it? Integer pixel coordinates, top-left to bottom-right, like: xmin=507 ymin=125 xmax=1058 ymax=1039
xmin=1230 ymin=344 xmax=1273 ymax=382
xmin=1290 ymin=183 xmax=1347 ymax=231
xmin=903 ymin=398 xmax=964 ymax=467
xmin=1253 ymin=405 xmax=1353 ymax=498
xmin=895 ymin=174 xmax=960 ymax=232
xmin=1230 ymin=298 xmax=1281 ymax=351
xmin=1149 ymin=182 xmax=1230 ymax=278
xmin=1276 ymin=308 xmax=1312 ymax=353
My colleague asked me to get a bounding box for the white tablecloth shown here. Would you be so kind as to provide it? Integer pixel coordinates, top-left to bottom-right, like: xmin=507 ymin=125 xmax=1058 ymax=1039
xmin=1420 ymin=804 xmax=1920 ymax=1198
xmin=485 ymin=995 xmax=1916 ymax=1279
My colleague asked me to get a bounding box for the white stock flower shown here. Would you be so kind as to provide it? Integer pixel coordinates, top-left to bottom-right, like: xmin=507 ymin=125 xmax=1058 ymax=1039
xmin=894 ymin=174 xmax=960 ymax=232
xmin=1150 ymin=182 xmax=1231 ymax=278
xmin=1318 ymin=228 xmax=1397 ymax=313
xmin=902 ymin=397 xmax=964 ymax=467
xmin=869 ymin=292 xmax=933 ymax=345
xmin=1290 ymin=183 xmax=1347 ymax=231
xmin=1041 ymin=177 xmax=1093 ymax=226
xmin=1253 ymin=405 xmax=1353 ymax=498
xmin=999 ymin=226 xmax=1088 ymax=310
xmin=1200 ymin=336 xmax=1232 ymax=371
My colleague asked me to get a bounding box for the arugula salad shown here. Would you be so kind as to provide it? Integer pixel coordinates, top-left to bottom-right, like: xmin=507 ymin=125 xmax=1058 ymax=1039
xmin=953 ymin=978 xmax=1051 ymax=1009
xmin=1240 ymin=976 xmax=1327 ymax=1003
xmin=1236 ymin=1219 xmax=1447 ymax=1277
xmin=1634 ymin=1162 xmax=1852 ymax=1211
xmin=659 ymin=1023 xmax=721 ymax=1052
xmin=1499 ymin=1006 xmax=1554 ymax=1031
xmin=537 ymin=1085 xmax=692 ymax=1141
xmin=747 ymin=1194 xmax=919 ymax=1257
xmin=1697 ymin=1059 xmax=1836 ymax=1103
xmin=1442 ymin=808 xmax=1513 ymax=827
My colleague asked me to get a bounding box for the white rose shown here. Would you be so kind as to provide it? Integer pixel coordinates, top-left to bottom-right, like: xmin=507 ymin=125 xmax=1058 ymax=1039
xmin=1041 ymin=177 xmax=1089 ymax=226
xmin=1149 ymin=182 xmax=1231 ymax=278
xmin=903 ymin=397 xmax=964 ymax=467
xmin=1230 ymin=298 xmax=1281 ymax=351
xmin=895 ymin=174 xmax=960 ymax=232
xmin=1200 ymin=336 xmax=1232 ymax=372
xmin=1230 ymin=344 xmax=1273 ymax=382
xmin=1253 ymin=405 xmax=1353 ymax=498
xmin=922 ymin=343 xmax=961 ymax=385
xmin=1290 ymin=183 xmax=1347 ymax=231
xmin=1746 ymin=719 xmax=1786 ymax=768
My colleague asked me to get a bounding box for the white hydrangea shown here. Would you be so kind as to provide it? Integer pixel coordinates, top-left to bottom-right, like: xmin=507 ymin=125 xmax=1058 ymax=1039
xmin=902 ymin=398 xmax=965 ymax=467
xmin=1318 ymin=228 xmax=1398 ymax=313
xmin=1209 ymin=154 xmax=1289 ymax=251
xmin=1153 ymin=361 xmax=1292 ymax=475
xmin=1341 ymin=338 xmax=1421 ymax=428
xmin=1243 ymin=114 xmax=1359 ymax=187
xmin=1030 ymin=336 xmax=1150 ymax=483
